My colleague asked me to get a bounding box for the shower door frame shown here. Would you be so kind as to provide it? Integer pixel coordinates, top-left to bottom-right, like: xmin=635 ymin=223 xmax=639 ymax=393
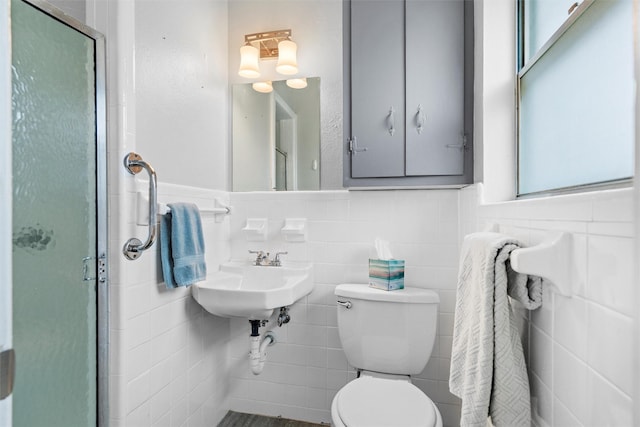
xmin=0 ymin=1 xmax=12 ymax=424
xmin=10 ymin=0 xmax=109 ymax=425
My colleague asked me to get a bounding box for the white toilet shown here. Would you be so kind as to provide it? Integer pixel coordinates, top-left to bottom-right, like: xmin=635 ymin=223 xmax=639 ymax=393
xmin=331 ymin=284 xmax=443 ymax=427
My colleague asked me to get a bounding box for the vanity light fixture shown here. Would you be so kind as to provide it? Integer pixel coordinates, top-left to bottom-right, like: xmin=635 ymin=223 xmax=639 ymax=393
xmin=238 ymin=44 xmax=260 ymax=78
xmin=275 ymin=37 xmax=298 ymax=75
xmin=286 ymin=77 xmax=307 ymax=89
xmin=252 ymin=81 xmax=273 ymax=93
xmin=238 ymin=29 xmax=298 ymax=78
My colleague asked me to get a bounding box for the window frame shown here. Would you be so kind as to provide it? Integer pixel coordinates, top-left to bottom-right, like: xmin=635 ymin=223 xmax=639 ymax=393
xmin=515 ymin=0 xmax=633 ymax=198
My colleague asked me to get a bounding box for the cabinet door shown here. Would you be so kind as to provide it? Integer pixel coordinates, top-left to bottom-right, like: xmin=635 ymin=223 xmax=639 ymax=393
xmin=405 ymin=0 xmax=464 ymax=176
xmin=350 ymin=0 xmax=405 ymax=178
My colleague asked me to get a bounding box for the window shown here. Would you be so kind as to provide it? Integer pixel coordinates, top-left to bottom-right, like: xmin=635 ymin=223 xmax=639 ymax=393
xmin=517 ymin=0 xmax=634 ymax=196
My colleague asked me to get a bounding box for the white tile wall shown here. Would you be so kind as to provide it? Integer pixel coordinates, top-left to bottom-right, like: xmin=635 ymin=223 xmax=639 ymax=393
xmin=461 ymin=184 xmax=635 ymax=426
xmin=109 ymin=183 xmax=231 ymax=426
xmin=227 ymin=190 xmax=463 ymax=426
xmin=106 ymin=180 xmax=634 ymax=427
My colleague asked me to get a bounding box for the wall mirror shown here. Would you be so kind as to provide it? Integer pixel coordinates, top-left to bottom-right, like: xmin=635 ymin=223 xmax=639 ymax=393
xmin=232 ymin=77 xmax=321 ymax=192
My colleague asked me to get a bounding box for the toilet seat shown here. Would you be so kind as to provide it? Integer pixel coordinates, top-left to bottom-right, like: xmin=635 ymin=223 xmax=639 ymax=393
xmin=334 ymin=376 xmax=438 ymax=427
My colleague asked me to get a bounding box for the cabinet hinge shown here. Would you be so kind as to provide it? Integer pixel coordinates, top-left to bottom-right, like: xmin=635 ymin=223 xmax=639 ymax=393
xmin=348 ymin=136 xmax=368 ymax=155
xmin=446 ymin=133 xmax=468 ymax=152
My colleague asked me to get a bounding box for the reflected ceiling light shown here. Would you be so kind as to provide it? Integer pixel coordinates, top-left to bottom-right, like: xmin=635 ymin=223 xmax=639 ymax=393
xmin=252 ymin=81 xmax=273 ymax=93
xmin=286 ymin=78 xmax=307 ymax=89
xmin=238 ymin=29 xmax=299 ymax=78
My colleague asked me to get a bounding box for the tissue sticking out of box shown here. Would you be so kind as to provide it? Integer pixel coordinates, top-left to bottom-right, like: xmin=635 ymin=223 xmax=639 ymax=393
xmin=374 ymin=238 xmax=393 ymax=260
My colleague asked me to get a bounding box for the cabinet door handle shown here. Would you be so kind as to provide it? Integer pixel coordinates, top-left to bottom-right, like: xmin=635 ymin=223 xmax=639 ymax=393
xmin=387 ymin=107 xmax=395 ymax=136
xmin=416 ymin=104 xmax=426 ymax=134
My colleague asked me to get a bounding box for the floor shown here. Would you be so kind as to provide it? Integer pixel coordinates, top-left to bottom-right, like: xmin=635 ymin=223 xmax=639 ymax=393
xmin=217 ymin=411 xmax=328 ymax=427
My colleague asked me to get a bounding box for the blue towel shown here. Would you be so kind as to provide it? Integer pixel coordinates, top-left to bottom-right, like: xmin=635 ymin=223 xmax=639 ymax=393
xmin=160 ymin=202 xmax=206 ymax=288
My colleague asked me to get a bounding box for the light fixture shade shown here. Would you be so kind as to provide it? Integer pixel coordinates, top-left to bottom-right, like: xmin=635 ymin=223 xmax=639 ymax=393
xmin=286 ymin=78 xmax=307 ymax=89
xmin=238 ymin=44 xmax=260 ymax=78
xmin=276 ymin=39 xmax=298 ymax=75
xmin=252 ymin=81 xmax=273 ymax=93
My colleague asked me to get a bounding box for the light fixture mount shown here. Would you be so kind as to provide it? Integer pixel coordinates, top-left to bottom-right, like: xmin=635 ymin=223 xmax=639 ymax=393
xmin=244 ymin=29 xmax=292 ymax=59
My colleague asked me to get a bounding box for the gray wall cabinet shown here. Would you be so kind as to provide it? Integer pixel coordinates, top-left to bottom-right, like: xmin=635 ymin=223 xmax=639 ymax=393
xmin=344 ymin=0 xmax=474 ymax=188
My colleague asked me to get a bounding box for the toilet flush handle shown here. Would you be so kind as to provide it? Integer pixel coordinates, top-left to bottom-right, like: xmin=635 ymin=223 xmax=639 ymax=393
xmin=337 ymin=300 xmax=352 ymax=309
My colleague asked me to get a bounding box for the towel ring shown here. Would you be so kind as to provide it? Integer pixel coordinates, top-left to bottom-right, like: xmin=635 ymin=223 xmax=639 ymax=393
xmin=123 ymin=152 xmax=158 ymax=260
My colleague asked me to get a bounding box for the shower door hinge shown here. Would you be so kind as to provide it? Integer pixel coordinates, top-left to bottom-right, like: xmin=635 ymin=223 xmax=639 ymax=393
xmin=83 ymin=253 xmax=107 ymax=283
xmin=98 ymin=254 xmax=107 ymax=283
xmin=0 ymin=348 xmax=15 ymax=401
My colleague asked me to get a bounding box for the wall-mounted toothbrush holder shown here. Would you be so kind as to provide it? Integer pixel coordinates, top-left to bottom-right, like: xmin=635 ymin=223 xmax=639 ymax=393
xmin=243 ymin=218 xmax=268 ymax=241
xmin=281 ymin=218 xmax=307 ymax=242
xmin=510 ymin=232 xmax=574 ymax=297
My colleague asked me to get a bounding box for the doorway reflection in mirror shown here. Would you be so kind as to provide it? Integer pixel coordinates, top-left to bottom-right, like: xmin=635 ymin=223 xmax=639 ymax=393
xmin=232 ymin=77 xmax=320 ymax=192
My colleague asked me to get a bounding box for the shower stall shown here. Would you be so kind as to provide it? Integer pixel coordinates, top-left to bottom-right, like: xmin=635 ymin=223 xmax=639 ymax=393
xmin=1 ymin=0 xmax=108 ymax=425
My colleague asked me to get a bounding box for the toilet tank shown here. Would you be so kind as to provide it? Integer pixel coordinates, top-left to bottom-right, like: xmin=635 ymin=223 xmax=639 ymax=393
xmin=335 ymin=284 xmax=439 ymax=375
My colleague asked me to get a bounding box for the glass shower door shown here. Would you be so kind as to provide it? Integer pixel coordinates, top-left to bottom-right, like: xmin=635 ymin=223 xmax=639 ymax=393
xmin=11 ymin=0 xmax=104 ymax=425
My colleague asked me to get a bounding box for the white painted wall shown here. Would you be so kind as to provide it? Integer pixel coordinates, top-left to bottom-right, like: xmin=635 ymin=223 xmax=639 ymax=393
xmin=228 ymin=0 xmax=343 ymax=190
xmin=135 ymin=0 xmax=229 ymax=190
xmin=473 ymin=0 xmax=517 ymax=203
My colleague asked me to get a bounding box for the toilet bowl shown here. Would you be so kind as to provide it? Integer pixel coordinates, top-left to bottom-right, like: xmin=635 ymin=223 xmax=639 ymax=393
xmin=331 ymin=284 xmax=442 ymax=427
xmin=331 ymin=372 xmax=443 ymax=427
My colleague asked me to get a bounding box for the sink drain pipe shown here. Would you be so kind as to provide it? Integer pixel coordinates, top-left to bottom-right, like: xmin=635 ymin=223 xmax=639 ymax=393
xmin=249 ymin=320 xmax=276 ymax=375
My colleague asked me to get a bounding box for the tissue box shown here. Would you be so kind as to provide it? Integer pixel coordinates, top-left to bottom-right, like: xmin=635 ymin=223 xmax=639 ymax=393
xmin=369 ymin=259 xmax=405 ymax=291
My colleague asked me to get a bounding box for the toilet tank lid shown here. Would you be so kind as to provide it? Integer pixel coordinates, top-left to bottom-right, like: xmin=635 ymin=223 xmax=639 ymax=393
xmin=335 ymin=284 xmax=439 ymax=304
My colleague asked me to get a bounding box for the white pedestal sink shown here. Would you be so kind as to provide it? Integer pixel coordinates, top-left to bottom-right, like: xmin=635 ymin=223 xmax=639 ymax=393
xmin=191 ymin=260 xmax=313 ymax=320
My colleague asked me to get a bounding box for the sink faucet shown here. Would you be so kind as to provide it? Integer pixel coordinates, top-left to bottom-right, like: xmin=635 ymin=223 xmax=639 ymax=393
xmin=248 ymin=250 xmax=288 ymax=266
xmin=272 ymin=251 xmax=288 ymax=267
xmin=249 ymin=250 xmax=270 ymax=266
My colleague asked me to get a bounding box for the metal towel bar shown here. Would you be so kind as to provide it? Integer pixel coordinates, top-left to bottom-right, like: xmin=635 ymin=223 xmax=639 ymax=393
xmin=158 ymin=203 xmax=231 ymax=217
xmin=123 ymin=152 xmax=158 ymax=260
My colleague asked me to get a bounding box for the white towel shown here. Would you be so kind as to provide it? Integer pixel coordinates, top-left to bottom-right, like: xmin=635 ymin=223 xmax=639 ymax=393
xmin=449 ymin=232 xmax=542 ymax=427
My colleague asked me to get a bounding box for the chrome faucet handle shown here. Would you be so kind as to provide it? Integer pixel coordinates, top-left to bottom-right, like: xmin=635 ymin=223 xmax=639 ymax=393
xmin=273 ymin=251 xmax=288 ymax=266
xmin=248 ymin=250 xmax=269 ymax=265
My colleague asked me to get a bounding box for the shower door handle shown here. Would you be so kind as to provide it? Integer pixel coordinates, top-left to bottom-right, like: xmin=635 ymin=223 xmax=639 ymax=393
xmin=0 ymin=348 xmax=15 ymax=400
